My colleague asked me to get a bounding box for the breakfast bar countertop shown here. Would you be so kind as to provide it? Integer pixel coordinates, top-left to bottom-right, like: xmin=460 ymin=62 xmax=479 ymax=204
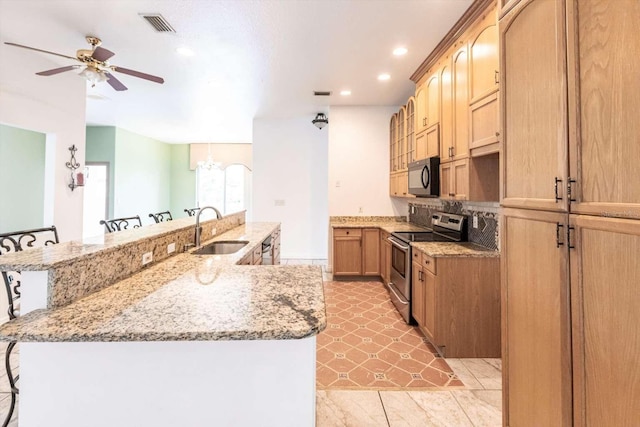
xmin=0 ymin=224 xmax=326 ymax=343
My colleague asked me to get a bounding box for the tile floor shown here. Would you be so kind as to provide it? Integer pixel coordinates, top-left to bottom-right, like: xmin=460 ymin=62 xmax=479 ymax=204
xmin=0 ymin=259 xmax=502 ymax=426
xmin=317 ymin=280 xmax=463 ymax=389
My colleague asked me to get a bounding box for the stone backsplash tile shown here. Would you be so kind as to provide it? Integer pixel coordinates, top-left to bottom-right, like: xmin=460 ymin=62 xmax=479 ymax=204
xmin=408 ymin=200 xmax=500 ymax=251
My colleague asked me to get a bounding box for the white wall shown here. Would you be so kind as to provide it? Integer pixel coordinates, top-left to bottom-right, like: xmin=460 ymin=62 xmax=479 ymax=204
xmin=0 ymin=77 xmax=86 ymax=242
xmin=328 ymin=106 xmax=409 ymax=217
xmin=252 ymin=117 xmax=328 ymax=259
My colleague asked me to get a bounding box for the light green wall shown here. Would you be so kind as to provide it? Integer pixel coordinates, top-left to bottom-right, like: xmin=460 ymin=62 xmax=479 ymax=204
xmin=85 ymin=126 xmax=196 ymax=224
xmin=113 ymin=128 xmax=171 ymax=225
xmin=170 ymin=144 xmax=196 ymax=219
xmin=85 ymin=126 xmax=116 ymax=218
xmin=0 ymin=124 xmax=46 ymax=233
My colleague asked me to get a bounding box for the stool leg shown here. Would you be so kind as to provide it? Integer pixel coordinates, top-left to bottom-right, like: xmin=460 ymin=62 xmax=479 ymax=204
xmin=2 ymin=341 xmax=18 ymax=427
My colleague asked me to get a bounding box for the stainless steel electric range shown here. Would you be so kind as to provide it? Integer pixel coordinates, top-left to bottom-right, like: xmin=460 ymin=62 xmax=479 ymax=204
xmin=387 ymin=212 xmax=467 ymax=324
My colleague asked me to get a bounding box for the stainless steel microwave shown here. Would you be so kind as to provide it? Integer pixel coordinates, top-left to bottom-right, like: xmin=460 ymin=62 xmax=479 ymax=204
xmin=408 ymin=157 xmax=440 ymax=197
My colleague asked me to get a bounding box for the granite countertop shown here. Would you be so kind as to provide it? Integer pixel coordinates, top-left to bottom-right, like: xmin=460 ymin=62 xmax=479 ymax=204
xmin=412 ymin=241 xmax=500 ymax=258
xmin=0 ymin=224 xmax=326 ymax=343
xmin=0 ymin=214 xmax=226 ymax=271
xmin=330 ymin=219 xmax=428 ymax=233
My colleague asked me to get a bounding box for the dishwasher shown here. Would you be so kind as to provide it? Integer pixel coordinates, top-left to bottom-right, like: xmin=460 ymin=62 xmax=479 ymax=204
xmin=261 ymin=236 xmax=273 ymax=265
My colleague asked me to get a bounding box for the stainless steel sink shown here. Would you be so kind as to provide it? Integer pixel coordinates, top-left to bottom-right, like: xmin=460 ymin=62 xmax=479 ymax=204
xmin=192 ymin=240 xmax=249 ymax=255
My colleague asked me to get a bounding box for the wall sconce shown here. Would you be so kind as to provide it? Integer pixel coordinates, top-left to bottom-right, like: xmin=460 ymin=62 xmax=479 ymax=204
xmin=66 ymin=145 xmax=85 ymax=191
xmin=312 ymin=113 xmax=328 ymax=130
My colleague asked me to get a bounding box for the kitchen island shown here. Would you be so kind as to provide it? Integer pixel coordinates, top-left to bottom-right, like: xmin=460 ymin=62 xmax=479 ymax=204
xmin=0 ymin=219 xmax=326 ymax=427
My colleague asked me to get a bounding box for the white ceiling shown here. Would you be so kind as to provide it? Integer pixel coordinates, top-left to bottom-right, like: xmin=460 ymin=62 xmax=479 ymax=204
xmin=0 ymin=0 xmax=472 ymax=143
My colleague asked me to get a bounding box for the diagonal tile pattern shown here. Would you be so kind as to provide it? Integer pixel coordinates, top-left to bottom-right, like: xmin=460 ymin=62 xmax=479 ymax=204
xmin=317 ymin=281 xmax=464 ymax=390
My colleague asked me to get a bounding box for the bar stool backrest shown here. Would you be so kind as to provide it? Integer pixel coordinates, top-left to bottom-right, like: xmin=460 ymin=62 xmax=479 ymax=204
xmin=149 ymin=211 xmax=173 ymax=223
xmin=100 ymin=215 xmax=142 ymax=233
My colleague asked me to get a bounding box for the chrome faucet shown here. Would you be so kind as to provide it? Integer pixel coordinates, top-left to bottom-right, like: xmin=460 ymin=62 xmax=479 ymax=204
xmin=194 ymin=206 xmax=223 ymax=247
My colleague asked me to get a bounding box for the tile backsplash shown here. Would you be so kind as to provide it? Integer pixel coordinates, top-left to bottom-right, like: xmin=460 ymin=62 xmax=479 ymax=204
xmin=408 ymin=200 xmax=500 ymax=251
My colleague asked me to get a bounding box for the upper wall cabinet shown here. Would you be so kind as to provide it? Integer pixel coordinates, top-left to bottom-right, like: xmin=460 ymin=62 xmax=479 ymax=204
xmin=469 ymin=8 xmax=500 ymax=156
xmin=396 ymin=106 xmax=407 ymax=171
xmin=415 ymin=71 xmax=440 ymax=137
xmin=470 ymin=14 xmax=499 ymax=103
xmin=389 ymin=113 xmax=398 ymax=173
xmin=406 ymin=97 xmax=416 ymax=164
xmin=566 ymin=0 xmax=640 ymax=219
xmin=500 ymin=0 xmax=568 ymax=212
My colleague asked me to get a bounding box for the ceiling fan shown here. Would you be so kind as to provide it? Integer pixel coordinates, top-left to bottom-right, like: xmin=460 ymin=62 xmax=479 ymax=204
xmin=4 ymin=36 xmax=164 ymax=91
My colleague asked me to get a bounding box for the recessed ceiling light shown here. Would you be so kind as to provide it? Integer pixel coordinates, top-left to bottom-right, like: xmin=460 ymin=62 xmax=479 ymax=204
xmin=176 ymin=47 xmax=195 ymax=56
xmin=393 ymin=47 xmax=408 ymax=56
xmin=340 ymin=90 xmax=351 ymax=96
xmin=378 ymin=73 xmax=391 ymax=81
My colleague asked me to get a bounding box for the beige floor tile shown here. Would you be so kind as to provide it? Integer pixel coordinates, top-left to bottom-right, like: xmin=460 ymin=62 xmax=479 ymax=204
xmin=482 ymin=358 xmax=501 ymax=371
xmin=452 ymin=390 xmax=502 ymax=427
xmin=445 ymin=358 xmax=483 ymax=390
xmin=0 ymin=392 xmax=18 ymax=426
xmin=459 ymin=359 xmax=502 ymax=390
xmin=380 ymin=391 xmax=473 ymax=427
xmin=316 ymin=390 xmax=389 ymax=427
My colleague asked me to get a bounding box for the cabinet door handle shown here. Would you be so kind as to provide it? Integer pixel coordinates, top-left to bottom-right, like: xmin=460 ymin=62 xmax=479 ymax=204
xmin=495 ymin=131 xmax=500 ymax=137
xmin=494 ymin=70 xmax=499 ymax=84
xmin=449 ymin=193 xmax=455 ymax=197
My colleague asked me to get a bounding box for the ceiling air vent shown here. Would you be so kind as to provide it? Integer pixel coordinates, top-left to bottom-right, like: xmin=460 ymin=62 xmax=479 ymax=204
xmin=140 ymin=14 xmax=176 ymax=33
xmin=314 ymin=91 xmax=332 ymax=96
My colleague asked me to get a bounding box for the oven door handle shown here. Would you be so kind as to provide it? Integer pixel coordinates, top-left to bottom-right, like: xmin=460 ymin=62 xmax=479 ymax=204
xmin=387 ymin=282 xmax=409 ymax=305
xmin=388 ymin=237 xmax=410 ymax=251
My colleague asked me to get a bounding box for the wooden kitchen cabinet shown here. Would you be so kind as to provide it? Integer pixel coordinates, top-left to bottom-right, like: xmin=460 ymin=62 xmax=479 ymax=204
xmin=415 ymin=71 xmax=440 ymax=136
xmin=411 ymin=256 xmax=425 ymax=327
xmin=440 ymin=43 xmax=470 ymax=163
xmin=440 ymin=158 xmax=469 ymax=200
xmin=396 ymin=106 xmax=407 ymax=171
xmin=469 ymin=9 xmax=500 ymax=156
xmin=271 ymin=226 xmax=281 ymax=265
xmin=333 ymin=228 xmax=362 ymax=276
xmin=501 ymin=2 xmax=640 ymax=425
xmin=333 ymin=228 xmax=380 ymax=277
xmin=390 ymin=171 xmax=409 ymax=198
xmin=413 ymin=248 xmax=500 ymax=358
xmin=389 ymin=113 xmax=398 ymax=173
xmin=501 ymin=208 xmax=572 ymax=427
xmin=566 ymin=0 xmax=640 ymax=220
xmin=569 ymin=215 xmax=640 ymax=426
xmin=406 ymin=97 xmax=416 ymax=164
xmin=415 ymin=123 xmax=439 ymax=161
xmin=500 ymin=0 xmax=569 ymax=212
xmin=362 ymin=228 xmax=380 ymax=275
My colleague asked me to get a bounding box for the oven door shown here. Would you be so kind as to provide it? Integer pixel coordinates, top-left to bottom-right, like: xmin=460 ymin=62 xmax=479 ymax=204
xmin=388 ymin=237 xmax=411 ymax=323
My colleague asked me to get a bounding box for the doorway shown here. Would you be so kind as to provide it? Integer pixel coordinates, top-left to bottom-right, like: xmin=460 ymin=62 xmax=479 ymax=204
xmin=82 ymin=162 xmax=109 ymax=238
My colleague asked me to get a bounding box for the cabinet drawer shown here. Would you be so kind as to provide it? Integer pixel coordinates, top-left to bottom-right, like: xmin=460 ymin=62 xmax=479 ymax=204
xmin=253 ymin=246 xmax=262 ymax=263
xmin=334 ymin=228 xmax=362 ymax=237
xmin=422 ymin=254 xmax=436 ymax=275
xmin=412 ymin=249 xmax=423 ymax=264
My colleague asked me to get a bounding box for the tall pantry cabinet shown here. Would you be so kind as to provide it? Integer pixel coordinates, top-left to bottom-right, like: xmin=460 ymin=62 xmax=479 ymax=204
xmin=500 ymin=1 xmax=640 ymax=426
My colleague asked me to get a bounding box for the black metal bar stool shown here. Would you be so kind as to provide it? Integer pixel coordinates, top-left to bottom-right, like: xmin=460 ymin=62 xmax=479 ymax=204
xmin=184 ymin=207 xmax=200 ymax=217
xmin=149 ymin=211 xmax=173 ymax=223
xmin=0 ymin=225 xmax=60 ymax=427
xmin=100 ymin=215 xmax=142 ymax=233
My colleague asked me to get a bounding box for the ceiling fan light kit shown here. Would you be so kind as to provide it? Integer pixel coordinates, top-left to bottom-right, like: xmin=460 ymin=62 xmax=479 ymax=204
xmin=5 ymin=36 xmax=165 ymax=92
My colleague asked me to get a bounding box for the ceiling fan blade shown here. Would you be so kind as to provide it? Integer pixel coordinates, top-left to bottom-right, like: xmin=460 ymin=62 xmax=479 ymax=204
xmin=105 ymin=72 xmax=128 ymax=91
xmin=92 ymin=46 xmax=115 ymax=62
xmin=112 ymin=66 xmax=164 ymax=84
xmin=4 ymin=42 xmax=78 ymax=61
xmin=36 ymin=65 xmax=81 ymax=76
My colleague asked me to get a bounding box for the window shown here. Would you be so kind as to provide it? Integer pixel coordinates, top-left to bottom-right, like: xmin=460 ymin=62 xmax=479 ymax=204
xmin=196 ymin=164 xmax=251 ymax=216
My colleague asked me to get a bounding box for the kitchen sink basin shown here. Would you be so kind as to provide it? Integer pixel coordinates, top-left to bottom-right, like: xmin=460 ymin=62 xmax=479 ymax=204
xmin=192 ymin=240 xmax=249 ymax=255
